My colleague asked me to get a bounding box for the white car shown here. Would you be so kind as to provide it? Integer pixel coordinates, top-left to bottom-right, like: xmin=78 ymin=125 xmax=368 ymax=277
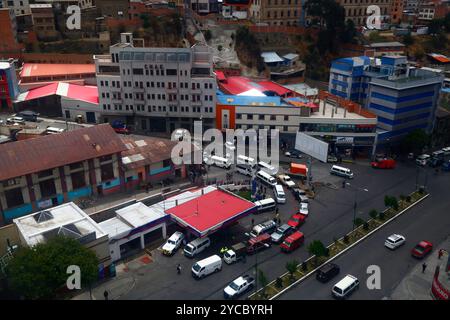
xmin=6 ymin=116 xmax=25 ymax=125
xmin=223 ymin=275 xmax=255 ymax=299
xmin=278 ymin=174 xmax=296 ymax=188
xmin=442 ymin=146 xmax=450 ymax=156
xmin=161 ymin=231 xmax=184 ymax=256
xmin=225 ymin=141 xmax=236 ymax=151
xmin=299 ymin=202 xmax=309 ymax=216
xmin=416 ymin=154 xmax=430 ymax=166
xmin=384 ymin=234 xmax=405 ymax=250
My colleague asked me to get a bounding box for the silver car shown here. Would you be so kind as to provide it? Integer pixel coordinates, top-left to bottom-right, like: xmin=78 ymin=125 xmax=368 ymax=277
xmin=271 ymin=224 xmax=294 ymax=243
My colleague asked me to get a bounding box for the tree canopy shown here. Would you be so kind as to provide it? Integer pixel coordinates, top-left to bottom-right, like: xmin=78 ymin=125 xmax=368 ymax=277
xmin=6 ymin=236 xmax=99 ymax=300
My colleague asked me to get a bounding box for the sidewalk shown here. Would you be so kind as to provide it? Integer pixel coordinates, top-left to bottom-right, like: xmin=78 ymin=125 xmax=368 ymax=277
xmin=390 ymin=237 xmax=450 ymax=300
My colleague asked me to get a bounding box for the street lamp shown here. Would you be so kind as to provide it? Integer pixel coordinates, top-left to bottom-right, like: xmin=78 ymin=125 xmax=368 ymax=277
xmin=346 ymin=183 xmax=369 ymax=231
xmin=245 ymin=232 xmax=270 ymax=295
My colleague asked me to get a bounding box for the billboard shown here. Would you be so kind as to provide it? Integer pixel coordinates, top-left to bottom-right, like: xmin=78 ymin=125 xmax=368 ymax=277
xmin=295 ymin=132 xmax=328 ymax=163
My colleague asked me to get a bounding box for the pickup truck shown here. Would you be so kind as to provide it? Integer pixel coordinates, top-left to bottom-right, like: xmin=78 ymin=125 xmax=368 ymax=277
xmin=223 ymin=242 xmax=247 ymax=264
xmin=277 ymin=174 xmax=296 ymax=188
xmin=223 ymin=275 xmax=255 ymax=299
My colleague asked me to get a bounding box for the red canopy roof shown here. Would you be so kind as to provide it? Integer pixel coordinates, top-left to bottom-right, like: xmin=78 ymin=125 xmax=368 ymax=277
xmin=258 ymin=81 xmax=292 ymax=96
xmin=166 ymin=189 xmax=256 ymax=237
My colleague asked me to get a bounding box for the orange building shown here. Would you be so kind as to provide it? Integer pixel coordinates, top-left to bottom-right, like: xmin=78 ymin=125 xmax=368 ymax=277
xmin=0 ymin=8 xmax=22 ymax=54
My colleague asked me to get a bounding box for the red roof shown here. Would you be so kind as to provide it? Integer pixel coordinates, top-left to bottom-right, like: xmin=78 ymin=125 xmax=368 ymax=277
xmin=258 ymin=81 xmax=292 ymax=96
xmin=215 ymin=70 xmax=226 ymax=81
xmin=220 ymin=76 xmax=262 ymax=95
xmin=16 ymin=82 xmax=98 ymax=105
xmin=20 ymin=63 xmax=96 ymax=78
xmin=166 ymin=189 xmax=255 ymax=236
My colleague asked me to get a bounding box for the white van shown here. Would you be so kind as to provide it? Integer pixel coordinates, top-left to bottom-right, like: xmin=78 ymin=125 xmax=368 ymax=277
xmin=236 ymin=163 xmax=253 ymax=176
xmin=416 ymin=154 xmax=430 ymax=166
xmin=184 ymin=237 xmax=211 ymax=258
xmin=273 ymin=184 xmax=286 ymax=204
xmin=250 ymin=220 xmax=277 ymax=237
xmin=258 ymin=161 xmax=278 ymax=176
xmin=441 ymin=146 xmax=450 ymax=155
xmin=237 ymin=155 xmax=256 ymax=167
xmin=330 ymin=165 xmax=354 ymax=179
xmin=254 ymin=198 xmax=276 ymax=213
xmin=256 ymin=170 xmax=277 ymax=187
xmin=191 ymin=255 xmax=222 ymax=279
xmin=211 ymin=155 xmax=231 ymax=169
xmin=46 ymin=126 xmax=66 ymax=134
xmin=332 ymin=274 xmax=359 ymax=299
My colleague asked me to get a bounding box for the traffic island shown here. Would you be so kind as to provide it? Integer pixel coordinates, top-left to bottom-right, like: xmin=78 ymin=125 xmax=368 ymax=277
xmin=248 ymin=189 xmax=429 ymax=300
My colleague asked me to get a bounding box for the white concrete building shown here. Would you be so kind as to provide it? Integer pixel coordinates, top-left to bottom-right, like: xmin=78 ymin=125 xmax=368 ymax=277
xmin=13 ymin=202 xmax=111 ymax=265
xmin=98 ymin=202 xmax=169 ymax=262
xmin=0 ymin=0 xmax=30 ymax=16
xmin=94 ymin=33 xmax=217 ymax=134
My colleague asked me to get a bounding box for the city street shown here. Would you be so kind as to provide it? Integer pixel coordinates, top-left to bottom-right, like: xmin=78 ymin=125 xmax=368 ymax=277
xmin=114 ymin=156 xmax=441 ymax=300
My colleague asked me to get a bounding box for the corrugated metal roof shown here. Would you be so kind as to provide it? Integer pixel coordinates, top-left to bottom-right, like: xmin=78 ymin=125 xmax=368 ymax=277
xmin=0 ymin=124 xmax=126 ymax=181
xmin=261 ymin=52 xmax=284 ymax=63
xmin=120 ymin=136 xmax=178 ymax=170
xmin=20 ymin=63 xmax=95 ymax=78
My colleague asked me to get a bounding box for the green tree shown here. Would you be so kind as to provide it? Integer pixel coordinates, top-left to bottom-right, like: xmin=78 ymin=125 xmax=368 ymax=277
xmin=6 ymin=236 xmax=98 ymax=300
xmin=402 ymin=129 xmax=430 ymax=154
xmin=308 ymin=240 xmax=327 ymax=266
xmin=369 ymin=209 xmax=378 ymax=219
xmin=258 ymin=269 xmax=269 ymax=298
xmin=353 ymin=217 xmax=365 ymax=227
xmin=285 ymin=260 xmax=299 ymax=280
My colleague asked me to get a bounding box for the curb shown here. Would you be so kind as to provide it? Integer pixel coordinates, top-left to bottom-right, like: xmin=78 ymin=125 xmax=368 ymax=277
xmin=249 ymin=192 xmax=430 ymax=300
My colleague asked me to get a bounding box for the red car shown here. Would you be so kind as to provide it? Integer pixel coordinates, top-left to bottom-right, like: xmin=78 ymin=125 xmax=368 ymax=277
xmin=287 ymin=213 xmax=306 ymax=229
xmin=411 ymin=241 xmax=433 ymax=258
xmin=113 ymin=127 xmax=130 ymax=134
xmin=371 ymin=158 xmax=396 ymax=169
xmin=280 ymin=231 xmax=304 ymax=253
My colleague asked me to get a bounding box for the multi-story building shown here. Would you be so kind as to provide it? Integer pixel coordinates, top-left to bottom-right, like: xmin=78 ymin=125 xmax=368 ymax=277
xmin=30 ymin=3 xmax=59 ymax=40
xmin=0 ymin=7 xmax=21 ymax=53
xmin=336 ymin=0 xmax=391 ymax=26
xmin=390 ymin=0 xmax=404 ymax=23
xmin=189 ymin=0 xmax=220 ymax=14
xmin=418 ymin=0 xmax=450 ymax=21
xmin=329 ymin=55 xmax=445 ymax=143
xmin=94 ymin=33 xmax=217 ymax=134
xmin=249 ymin=0 xmax=301 ymax=26
xmin=216 ymin=92 xmax=378 ymax=157
xmin=95 ymin=0 xmax=129 ymax=19
xmin=0 ymin=59 xmax=20 ymax=111
xmin=0 ymin=124 xmax=127 ymax=225
xmin=0 ymin=0 xmax=30 ymax=16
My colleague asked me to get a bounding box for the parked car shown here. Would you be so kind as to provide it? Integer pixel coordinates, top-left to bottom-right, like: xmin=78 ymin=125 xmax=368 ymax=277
xmin=285 ymin=149 xmax=302 ymax=158
xmin=327 ymin=155 xmax=338 ymax=163
xmin=247 ymin=233 xmax=272 ymax=254
xmin=250 ymin=220 xmax=277 ymax=238
xmin=442 ymin=146 xmax=450 ymax=156
xmin=316 ymin=263 xmax=340 ymax=283
xmin=416 ymin=154 xmax=430 ymax=166
xmin=223 ymin=275 xmax=255 ymax=299
xmin=411 ymin=240 xmax=433 ymax=259
xmin=16 ymin=110 xmax=39 ymax=122
xmin=291 ymin=188 xmax=306 ymax=200
xmin=113 ymin=126 xmax=130 ymax=134
xmin=161 ymin=231 xmax=184 ymax=256
xmin=280 ymin=231 xmax=304 ymax=253
xmin=384 ymin=234 xmax=406 ymax=250
xmin=271 ymin=224 xmax=295 ymax=243
xmin=371 ymin=158 xmax=396 ymax=169
xmin=6 ymin=116 xmax=25 ymax=125
xmin=191 ymin=255 xmax=222 ymax=279
xmin=442 ymin=160 xmax=450 ymax=172
xmin=299 ymin=202 xmax=309 ymax=216
xmin=287 ymin=213 xmax=306 ymax=229
xmin=277 ymin=174 xmax=296 ymax=188
xmin=429 ymin=157 xmax=444 ymax=168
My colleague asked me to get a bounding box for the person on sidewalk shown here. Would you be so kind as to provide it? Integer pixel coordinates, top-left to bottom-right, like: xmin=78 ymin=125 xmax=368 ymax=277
xmin=422 ymin=262 xmax=427 ymax=273
xmin=177 ymin=264 xmax=182 ymax=275
xmin=438 ymin=249 xmax=444 ymax=259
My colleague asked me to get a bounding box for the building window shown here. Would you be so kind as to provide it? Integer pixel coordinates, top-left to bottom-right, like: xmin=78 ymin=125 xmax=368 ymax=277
xmin=284 ymin=115 xmax=289 ymax=121
xmin=71 ymin=171 xmax=86 ymax=189
xmin=39 ymin=179 xmax=57 ymax=198
xmin=259 ymin=114 xmax=265 ymax=120
xmin=4 ymin=187 xmax=24 ymax=208
xmin=100 ymin=163 xmax=114 ymax=181
xmin=270 ymin=115 xmax=276 ymax=121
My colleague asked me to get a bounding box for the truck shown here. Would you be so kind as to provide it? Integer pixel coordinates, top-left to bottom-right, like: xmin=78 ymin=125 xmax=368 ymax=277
xmin=223 ymin=242 xmax=247 ymax=264
xmin=289 ymin=163 xmax=308 ymax=178
xmin=223 ymin=275 xmax=255 ymax=299
xmin=371 ymin=157 xmax=396 ymax=169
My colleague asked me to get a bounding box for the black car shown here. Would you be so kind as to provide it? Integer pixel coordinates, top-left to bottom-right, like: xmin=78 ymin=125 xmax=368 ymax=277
xmin=285 ymin=149 xmax=302 ymax=158
xmin=429 ymin=158 xmax=444 ymax=168
xmin=16 ymin=110 xmax=39 ymax=122
xmin=316 ymin=263 xmax=340 ymax=283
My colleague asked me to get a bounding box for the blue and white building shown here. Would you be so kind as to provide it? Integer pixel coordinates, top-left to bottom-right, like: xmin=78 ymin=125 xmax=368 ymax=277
xmin=329 ymin=55 xmax=444 ymax=143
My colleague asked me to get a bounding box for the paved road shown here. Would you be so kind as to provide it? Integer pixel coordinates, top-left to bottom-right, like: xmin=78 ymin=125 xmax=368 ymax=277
xmin=280 ymin=166 xmax=450 ymax=300
xmin=120 ymin=158 xmax=435 ymax=300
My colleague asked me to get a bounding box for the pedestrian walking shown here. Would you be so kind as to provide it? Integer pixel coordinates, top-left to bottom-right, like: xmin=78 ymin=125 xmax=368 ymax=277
xmin=251 ymin=218 xmax=255 ymax=226
xmin=177 ymin=264 xmax=182 ymax=275
xmin=103 ymin=290 xmax=109 ymax=300
xmin=275 ymin=207 xmax=279 ymax=215
xmin=438 ymin=249 xmax=444 ymax=259
xmin=342 ymin=180 xmax=346 ymax=188
xmin=422 ymin=262 xmax=427 ymax=273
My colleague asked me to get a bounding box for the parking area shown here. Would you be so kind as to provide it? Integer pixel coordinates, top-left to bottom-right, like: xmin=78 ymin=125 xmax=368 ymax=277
xmin=113 ymin=151 xmax=437 ymax=300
